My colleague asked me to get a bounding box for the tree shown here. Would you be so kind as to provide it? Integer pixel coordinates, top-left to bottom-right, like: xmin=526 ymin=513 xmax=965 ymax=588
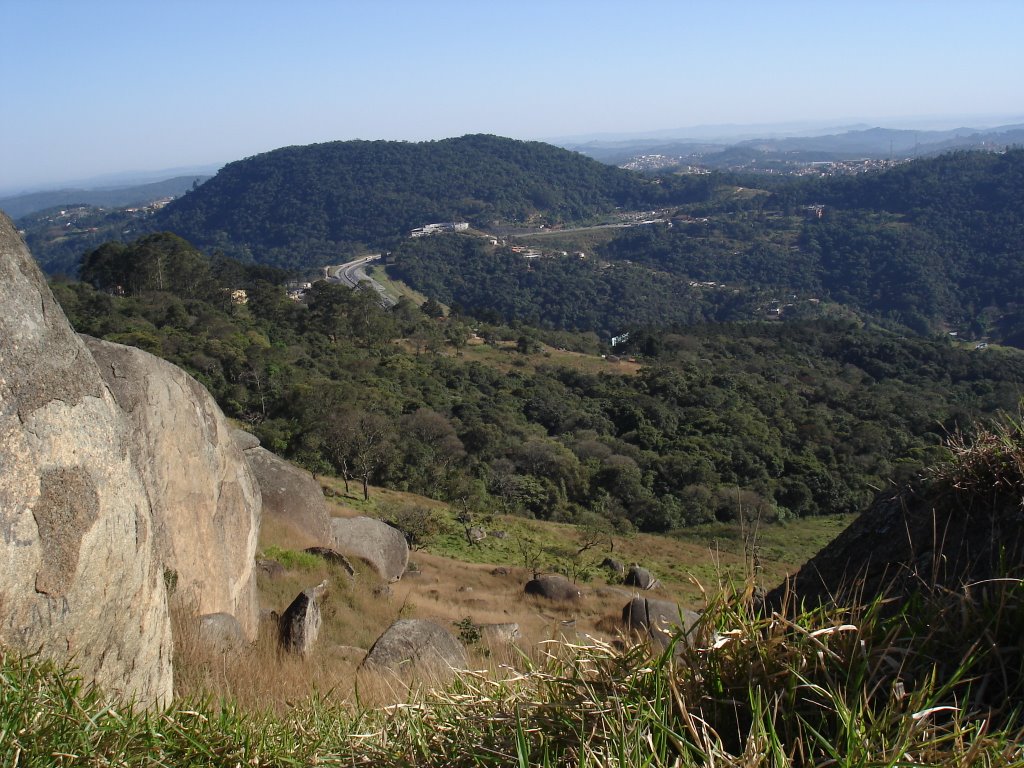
xmin=326 ymin=410 xmax=396 ymax=500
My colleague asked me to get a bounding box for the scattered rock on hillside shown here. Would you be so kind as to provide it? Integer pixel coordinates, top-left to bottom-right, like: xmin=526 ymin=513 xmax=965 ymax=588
xmin=0 ymin=214 xmax=172 ymax=705
xmin=601 ymin=557 xmax=625 ymax=575
xmin=244 ymin=445 xmax=333 ymax=547
xmin=257 ymin=559 xmax=286 ymax=579
xmin=524 ymin=575 xmax=582 ymax=602
xmin=491 ymin=567 xmax=511 ymax=576
xmin=331 ymin=516 xmax=409 ymax=582
xmin=480 ymin=622 xmax=521 ymax=643
xmin=197 ymin=612 xmax=246 ymax=650
xmin=467 ymin=526 xmax=487 ymax=542
xmin=279 ymin=581 xmax=328 ymax=657
xmin=362 ymin=619 xmax=468 ymax=673
xmin=622 ymin=597 xmax=701 ymax=649
xmin=85 ymin=336 xmax=262 ymax=641
xmin=624 ymin=565 xmax=660 ymax=590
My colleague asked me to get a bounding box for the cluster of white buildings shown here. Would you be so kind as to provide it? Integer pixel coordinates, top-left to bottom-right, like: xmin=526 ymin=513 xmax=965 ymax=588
xmin=409 ymin=221 xmax=470 ymax=238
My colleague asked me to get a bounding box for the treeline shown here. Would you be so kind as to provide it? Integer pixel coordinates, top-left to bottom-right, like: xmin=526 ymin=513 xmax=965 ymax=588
xmin=53 ymin=232 xmax=1024 ymax=533
xmin=154 ymin=134 xmax=714 ymax=269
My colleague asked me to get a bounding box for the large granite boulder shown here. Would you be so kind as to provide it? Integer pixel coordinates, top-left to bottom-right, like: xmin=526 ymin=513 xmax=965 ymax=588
xmin=331 ymin=516 xmax=409 ymax=582
xmin=361 ymin=619 xmax=467 ymax=673
xmin=84 ymin=336 xmax=261 ymax=640
xmin=244 ymin=444 xmax=333 ymax=547
xmin=0 ymin=214 xmax=172 ymax=704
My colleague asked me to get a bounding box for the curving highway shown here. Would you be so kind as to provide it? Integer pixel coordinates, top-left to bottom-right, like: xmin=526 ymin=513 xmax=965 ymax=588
xmin=324 ymin=254 xmax=396 ymax=307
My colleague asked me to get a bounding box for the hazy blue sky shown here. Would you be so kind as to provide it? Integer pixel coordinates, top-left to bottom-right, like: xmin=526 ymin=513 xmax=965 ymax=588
xmin=2 ymin=0 xmax=1022 ymax=192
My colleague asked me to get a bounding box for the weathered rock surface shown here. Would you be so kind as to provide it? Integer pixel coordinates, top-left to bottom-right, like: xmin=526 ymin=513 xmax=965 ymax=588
xmin=279 ymin=581 xmax=328 ymax=656
xmin=361 ymin=619 xmax=467 ymax=673
xmin=244 ymin=445 xmax=333 ymax=547
xmin=304 ymin=546 xmax=356 ymax=577
xmin=84 ymin=336 xmax=261 ymax=641
xmin=0 ymin=214 xmax=172 ymax=704
xmin=622 ymin=597 xmax=701 ymax=649
xmin=480 ymin=622 xmax=521 ymax=643
xmin=601 ymin=557 xmax=625 ymax=575
xmin=331 ymin=516 xmax=409 ymax=582
xmin=624 ymin=565 xmax=660 ymax=590
xmin=524 ymin=575 xmax=582 ymax=602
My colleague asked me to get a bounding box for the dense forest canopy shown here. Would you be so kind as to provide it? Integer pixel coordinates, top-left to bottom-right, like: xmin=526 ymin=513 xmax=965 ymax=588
xmin=58 ymin=231 xmax=1024 ymax=534
xmin=154 ymin=134 xmax=714 ymax=269
xmin=387 ymin=149 xmax=1024 ymax=341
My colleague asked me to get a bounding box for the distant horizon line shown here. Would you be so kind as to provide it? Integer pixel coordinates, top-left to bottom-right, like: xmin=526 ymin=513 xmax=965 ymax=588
xmin=5 ymin=112 xmax=1024 ymax=197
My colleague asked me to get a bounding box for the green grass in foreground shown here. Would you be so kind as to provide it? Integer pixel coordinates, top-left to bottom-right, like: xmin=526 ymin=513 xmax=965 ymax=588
xmin=4 ymin=575 xmax=1023 ymax=767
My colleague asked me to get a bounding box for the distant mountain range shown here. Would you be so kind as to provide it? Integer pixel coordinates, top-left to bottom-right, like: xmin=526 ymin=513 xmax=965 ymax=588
xmin=0 ymin=175 xmax=212 ymax=220
xmin=558 ymin=123 xmax=1024 ymax=166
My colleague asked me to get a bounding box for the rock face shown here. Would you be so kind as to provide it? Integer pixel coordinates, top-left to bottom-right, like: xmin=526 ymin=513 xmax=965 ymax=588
xmin=279 ymin=581 xmax=328 ymax=657
xmin=84 ymin=337 xmax=261 ymax=641
xmin=0 ymin=214 xmax=172 ymax=704
xmin=622 ymin=597 xmax=701 ymax=649
xmin=362 ymin=619 xmax=467 ymax=673
xmin=244 ymin=444 xmax=332 ymax=547
xmin=766 ymin=482 xmax=1024 ymax=611
xmin=331 ymin=516 xmax=409 ymax=582
xmin=524 ymin=575 xmax=582 ymax=602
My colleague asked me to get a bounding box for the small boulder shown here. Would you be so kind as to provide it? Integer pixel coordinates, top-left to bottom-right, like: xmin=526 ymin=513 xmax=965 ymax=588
xmin=197 ymin=612 xmax=246 ymax=650
xmin=525 ymin=575 xmax=581 ymax=602
xmin=361 ymin=619 xmax=468 ymax=673
xmin=601 ymin=557 xmax=626 ymax=575
xmin=257 ymin=559 xmax=285 ymax=580
xmin=622 ymin=597 xmax=701 ymax=649
xmin=467 ymin=526 xmax=487 ymax=542
xmin=490 ymin=530 xmax=508 ymax=539
xmin=490 ymin=567 xmax=511 ymax=576
xmin=279 ymin=580 xmax=328 ymax=657
xmin=480 ymin=622 xmax=521 ymax=643
xmin=232 ymin=429 xmax=261 ymax=451
xmin=624 ymin=565 xmax=660 ymax=590
xmin=331 ymin=516 xmax=409 ymax=582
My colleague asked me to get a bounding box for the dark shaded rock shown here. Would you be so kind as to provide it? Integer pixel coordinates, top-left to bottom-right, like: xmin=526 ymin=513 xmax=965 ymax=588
xmin=490 ymin=567 xmax=511 ymax=576
xmin=624 ymin=565 xmax=660 ymax=590
xmin=622 ymin=597 xmax=701 ymax=649
xmin=601 ymin=557 xmax=625 ymax=575
xmin=766 ymin=483 xmax=1024 ymax=612
xmin=525 ymin=575 xmax=581 ymax=602
xmin=490 ymin=530 xmax=508 ymax=539
xmin=245 ymin=446 xmax=332 ymax=547
xmin=331 ymin=516 xmax=409 ymax=582
xmin=257 ymin=559 xmax=285 ymax=579
xmin=361 ymin=619 xmax=468 ymax=673
xmin=279 ymin=581 xmax=328 ymax=657
xmin=304 ymin=547 xmax=356 ymax=577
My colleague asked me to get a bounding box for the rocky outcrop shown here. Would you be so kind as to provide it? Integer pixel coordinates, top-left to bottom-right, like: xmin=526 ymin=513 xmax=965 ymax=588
xmin=524 ymin=575 xmax=582 ymax=602
xmin=0 ymin=214 xmax=172 ymax=704
xmin=361 ymin=619 xmax=467 ymax=673
xmin=84 ymin=337 xmax=261 ymax=641
xmin=331 ymin=516 xmax=409 ymax=582
xmin=766 ymin=479 xmax=1024 ymax=611
xmin=244 ymin=444 xmax=333 ymax=547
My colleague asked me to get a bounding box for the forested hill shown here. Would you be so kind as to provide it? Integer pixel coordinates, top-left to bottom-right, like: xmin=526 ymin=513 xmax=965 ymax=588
xmin=155 ymin=134 xmax=712 ymax=269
